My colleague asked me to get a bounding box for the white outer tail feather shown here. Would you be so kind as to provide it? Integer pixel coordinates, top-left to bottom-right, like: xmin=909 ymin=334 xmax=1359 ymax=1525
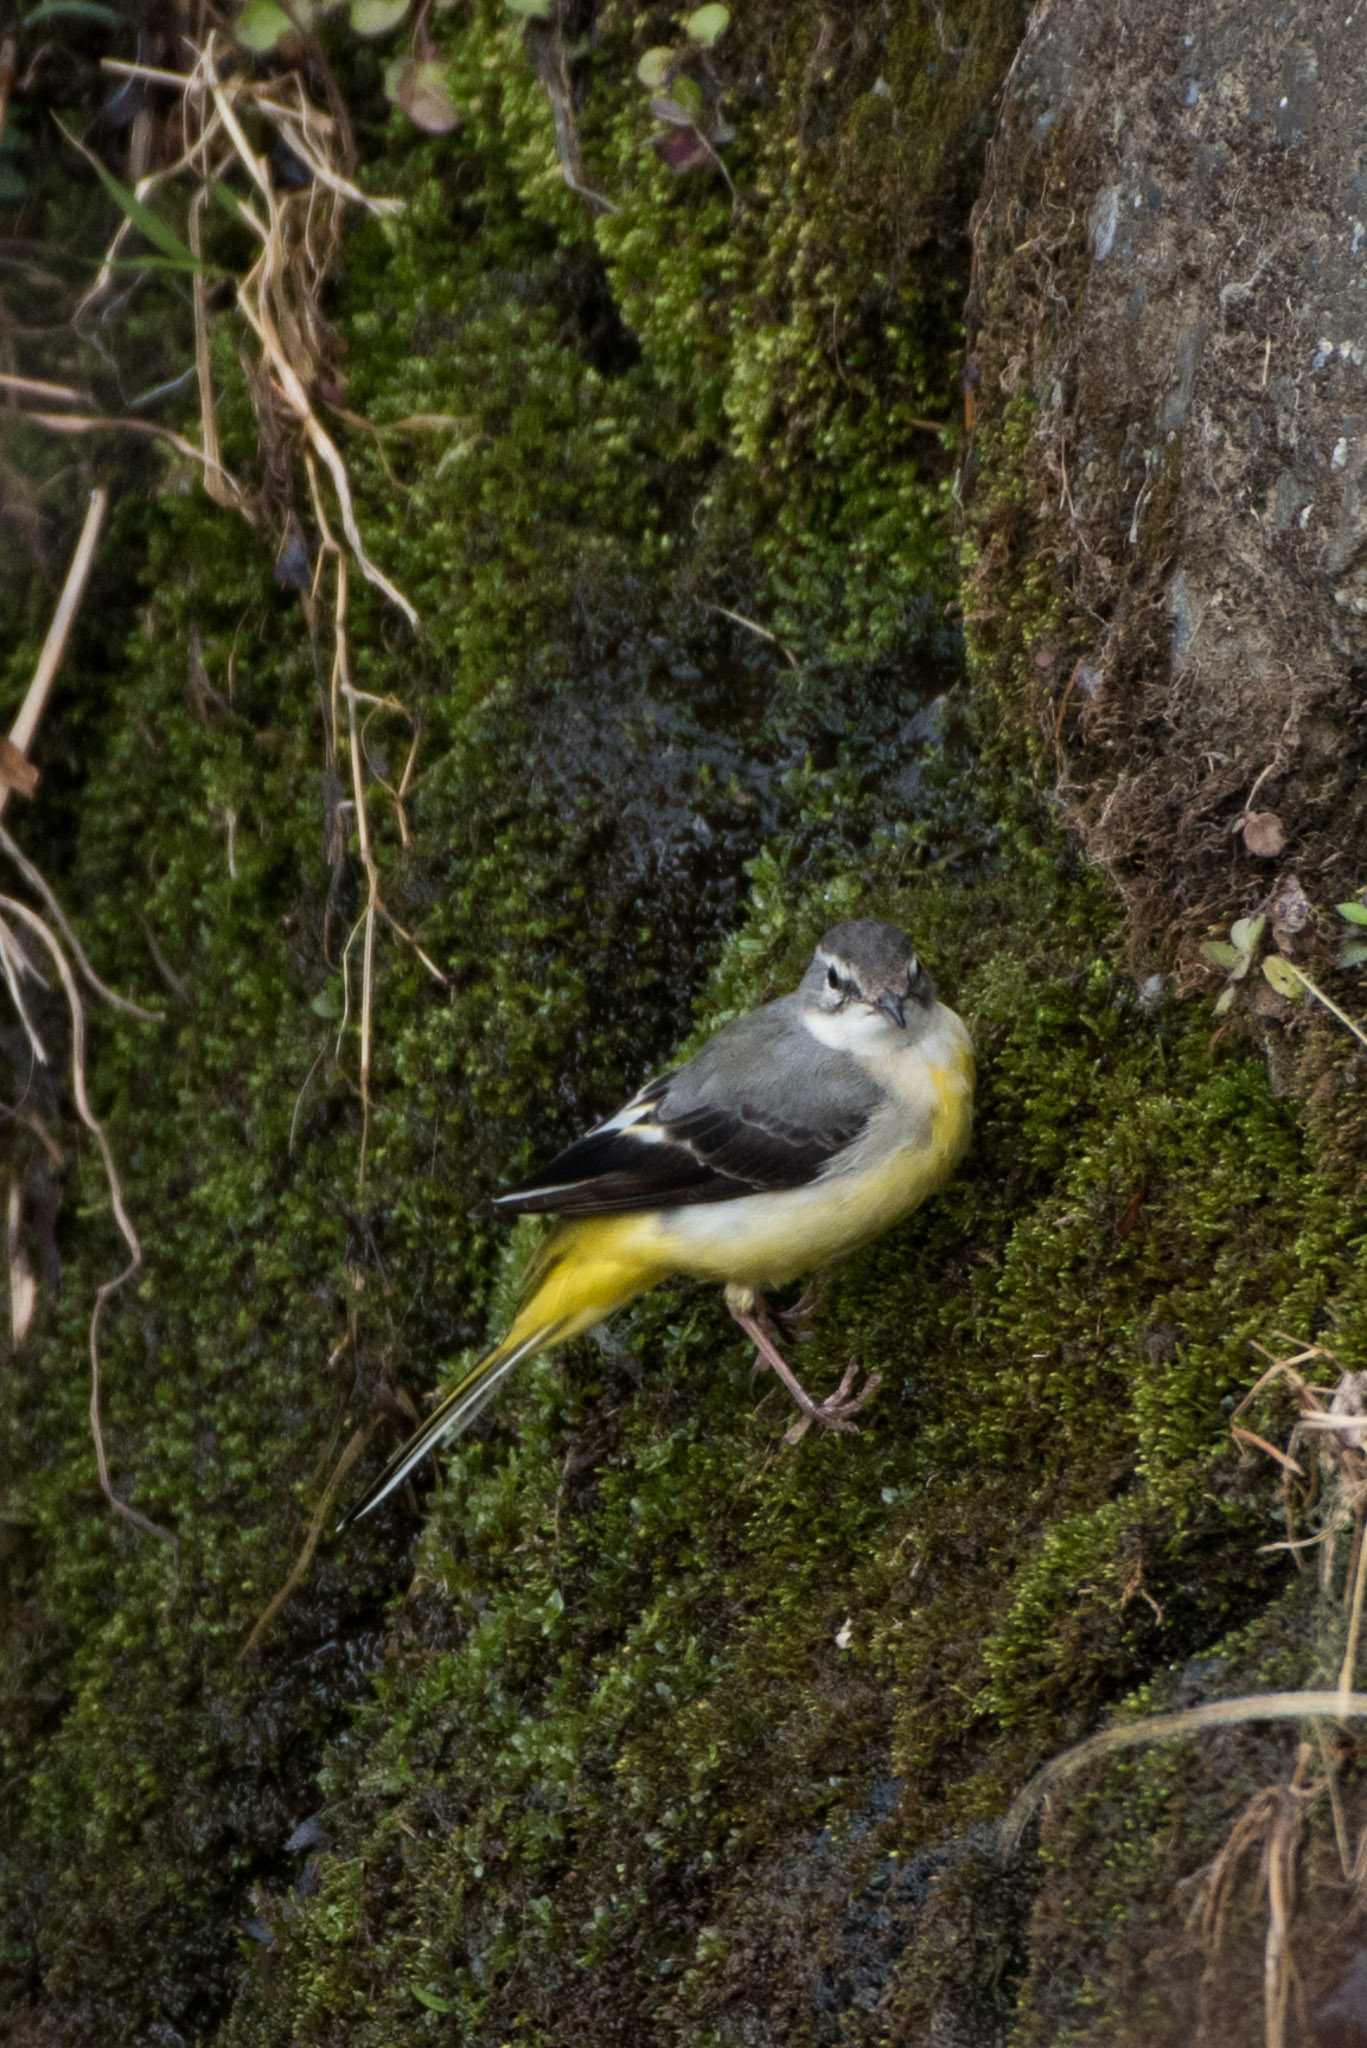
xmin=340 ymin=1328 xmax=549 ymax=1528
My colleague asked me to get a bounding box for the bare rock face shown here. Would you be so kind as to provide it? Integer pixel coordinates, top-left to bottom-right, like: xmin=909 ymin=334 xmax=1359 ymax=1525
xmin=964 ymin=0 xmax=1367 ymax=968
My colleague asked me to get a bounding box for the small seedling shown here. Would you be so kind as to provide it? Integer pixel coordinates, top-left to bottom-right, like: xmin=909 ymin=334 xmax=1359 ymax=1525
xmin=635 ymin=5 xmax=734 ymax=181
xmin=235 ymin=0 xmax=411 ymax=54
xmin=235 ymin=0 xmax=303 ymax=49
xmin=1201 ymin=913 xmax=1264 ymax=1017
xmin=234 ymin=0 xmax=459 ymax=133
xmin=1261 ymin=944 xmax=1367 ymax=1050
xmin=1203 ymin=901 xmax=1367 ymax=1048
xmin=383 ymin=56 xmax=459 ymax=131
xmin=1335 ymin=898 xmax=1367 ymax=972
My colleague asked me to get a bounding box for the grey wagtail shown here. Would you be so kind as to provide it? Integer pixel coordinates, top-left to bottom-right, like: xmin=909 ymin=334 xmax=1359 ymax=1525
xmin=342 ymin=919 xmax=974 ymax=1525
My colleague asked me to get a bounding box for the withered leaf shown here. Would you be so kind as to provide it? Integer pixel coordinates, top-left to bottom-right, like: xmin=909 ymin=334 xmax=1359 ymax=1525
xmin=1241 ymin=809 xmax=1286 ymax=858
xmin=0 ymin=739 xmax=39 ymax=798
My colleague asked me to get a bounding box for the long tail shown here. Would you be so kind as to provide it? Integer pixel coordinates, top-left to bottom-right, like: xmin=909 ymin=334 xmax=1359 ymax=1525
xmin=339 ymin=1214 xmax=662 ymax=1528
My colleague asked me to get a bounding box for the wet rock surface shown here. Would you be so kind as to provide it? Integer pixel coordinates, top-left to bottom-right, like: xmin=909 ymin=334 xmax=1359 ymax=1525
xmin=965 ymin=0 xmax=1367 ymax=960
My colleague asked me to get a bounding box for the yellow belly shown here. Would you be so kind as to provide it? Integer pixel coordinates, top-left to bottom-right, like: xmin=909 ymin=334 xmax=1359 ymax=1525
xmin=652 ymin=1042 xmax=975 ymax=1291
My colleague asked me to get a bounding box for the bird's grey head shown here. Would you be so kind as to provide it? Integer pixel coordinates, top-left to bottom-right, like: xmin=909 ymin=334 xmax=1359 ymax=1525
xmin=798 ymin=919 xmax=935 ymax=1048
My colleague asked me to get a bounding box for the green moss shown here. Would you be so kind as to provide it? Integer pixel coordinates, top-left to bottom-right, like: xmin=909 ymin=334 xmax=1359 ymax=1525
xmin=171 ymin=826 xmax=1356 ymax=2047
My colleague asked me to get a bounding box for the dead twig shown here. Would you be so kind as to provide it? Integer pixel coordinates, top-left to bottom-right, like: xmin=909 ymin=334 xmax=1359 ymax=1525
xmin=0 ymin=486 xmax=107 ymax=818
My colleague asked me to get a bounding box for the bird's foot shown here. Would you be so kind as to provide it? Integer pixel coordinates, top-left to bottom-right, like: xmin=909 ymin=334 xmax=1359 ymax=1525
xmin=726 ymin=1289 xmax=882 ymax=1446
xmin=776 ymin=1275 xmax=830 ymax=1344
xmin=782 ymin=1363 xmax=883 ymax=1445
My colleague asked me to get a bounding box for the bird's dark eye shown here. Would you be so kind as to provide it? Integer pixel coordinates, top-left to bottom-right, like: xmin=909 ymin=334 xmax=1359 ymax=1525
xmin=826 ymin=965 xmax=841 ymax=991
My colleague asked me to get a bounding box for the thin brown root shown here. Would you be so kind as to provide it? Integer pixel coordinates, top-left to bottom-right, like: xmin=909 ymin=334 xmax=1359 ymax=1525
xmin=188 ymin=183 xmax=239 ymax=517
xmin=27 ymin=410 xmax=246 ymax=502
xmin=1339 ymin=1503 xmax=1367 ymax=1704
xmin=1 ymin=895 xmax=175 ymax=1553
xmin=241 ymin=1415 xmax=379 ymax=1657
xmin=704 ymin=602 xmax=800 ymax=670
xmin=332 ymin=555 xmax=371 ymax=1187
xmin=289 ymin=1046 xmax=328 ymax=1157
xmin=0 ymin=371 xmax=88 ymax=405
xmin=30 ymin=32 xmax=426 ymax=1206
xmin=200 ymin=33 xmax=416 ymax=625
xmin=1000 ymin=1691 xmax=1367 ymax=1858
xmin=0 ymin=907 xmax=51 ymax=1064
xmin=0 ymin=824 xmax=161 ymax=1021
xmin=312 ymin=529 xmax=443 ymax=1186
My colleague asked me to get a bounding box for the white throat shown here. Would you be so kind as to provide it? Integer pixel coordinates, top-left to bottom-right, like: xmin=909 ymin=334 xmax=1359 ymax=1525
xmin=801 ymin=1004 xmax=907 ymax=1056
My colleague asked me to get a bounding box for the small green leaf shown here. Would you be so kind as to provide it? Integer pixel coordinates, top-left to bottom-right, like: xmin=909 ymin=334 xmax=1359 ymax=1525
xmin=1213 ymin=984 xmax=1235 ymax=1016
xmin=208 ymin=179 xmax=255 ymax=231
xmin=672 ymin=73 xmax=704 ymax=117
xmin=684 ymin=2 xmax=729 ymax=45
xmin=83 ymin=152 xmax=200 ymax=266
xmin=310 ymin=981 xmax=342 ymax=1019
xmin=384 ymin=56 xmax=459 ymax=129
xmin=1261 ymin=954 xmax=1305 ymax=1001
xmin=652 ymin=75 xmax=703 ymax=123
xmin=1337 ymin=938 xmax=1367 ymax=970
xmin=24 ymin=0 xmax=120 ymax=24
xmin=1335 ymin=900 xmax=1367 ymax=926
xmin=108 ymin=255 xmax=229 ymax=274
xmin=1229 ymin=912 xmax=1266 ymax=959
xmin=636 ymin=45 xmax=675 ymax=88
xmin=350 ymin=0 xmax=407 ymax=34
xmin=410 ymin=1985 xmax=456 ymax=2014
xmin=1201 ymin=941 xmax=1240 ymax=970
xmin=235 ymin=0 xmax=293 ymax=51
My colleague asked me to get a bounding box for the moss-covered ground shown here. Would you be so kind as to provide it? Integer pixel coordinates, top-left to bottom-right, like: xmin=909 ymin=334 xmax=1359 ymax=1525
xmin=2 ymin=2 xmax=1364 ymax=2042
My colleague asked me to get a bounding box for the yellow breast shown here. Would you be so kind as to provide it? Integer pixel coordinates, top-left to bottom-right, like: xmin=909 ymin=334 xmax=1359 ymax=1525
xmin=654 ymin=1004 xmax=975 ymax=1292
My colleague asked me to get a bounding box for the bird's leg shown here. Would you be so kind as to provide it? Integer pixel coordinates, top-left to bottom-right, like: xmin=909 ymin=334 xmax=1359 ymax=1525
xmin=725 ymin=1285 xmax=883 ymax=1446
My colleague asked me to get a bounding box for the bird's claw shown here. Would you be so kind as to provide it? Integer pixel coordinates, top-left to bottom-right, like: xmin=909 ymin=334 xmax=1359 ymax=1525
xmin=783 ymin=1365 xmax=883 ymax=1445
xmin=776 ymin=1277 xmax=830 ymax=1344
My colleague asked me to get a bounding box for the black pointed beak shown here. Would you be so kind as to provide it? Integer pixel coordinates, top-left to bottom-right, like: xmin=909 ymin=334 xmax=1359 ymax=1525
xmin=875 ymin=990 xmax=907 ymax=1029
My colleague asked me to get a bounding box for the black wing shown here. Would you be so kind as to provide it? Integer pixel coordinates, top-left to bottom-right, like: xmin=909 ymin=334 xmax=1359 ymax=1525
xmin=495 ymin=1073 xmax=871 ymax=1217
